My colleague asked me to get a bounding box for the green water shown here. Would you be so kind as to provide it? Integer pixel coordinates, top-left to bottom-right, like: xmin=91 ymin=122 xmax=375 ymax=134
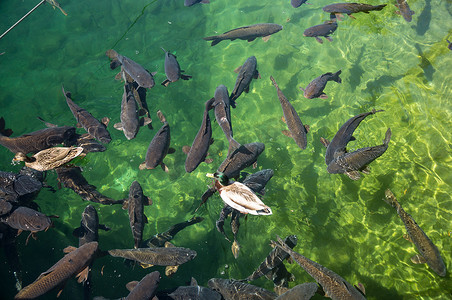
xmin=0 ymin=0 xmax=451 ymax=299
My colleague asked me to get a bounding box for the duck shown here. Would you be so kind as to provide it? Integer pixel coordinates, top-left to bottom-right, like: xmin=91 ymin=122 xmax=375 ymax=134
xmin=13 ymin=146 xmax=85 ymax=171
xmin=206 ymin=172 xmax=272 ymax=216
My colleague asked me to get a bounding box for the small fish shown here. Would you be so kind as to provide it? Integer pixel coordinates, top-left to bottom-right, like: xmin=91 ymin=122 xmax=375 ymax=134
xmin=230 ymin=56 xmax=260 ymax=107
xmin=139 ymin=111 xmax=174 ymax=172
xmin=300 ymin=70 xmax=342 ymax=99
xmin=291 ymin=0 xmax=309 ymax=8
xmin=106 ymin=49 xmax=156 ymax=89
xmin=384 ymin=189 xmax=446 ymax=277
xmin=271 ymin=236 xmax=366 ymax=300
xmin=213 ymin=85 xmax=241 ymax=153
xmin=303 ymin=20 xmax=338 ymax=44
xmin=323 ymin=3 xmax=387 ymax=20
xmin=217 ymin=142 xmax=265 ymax=179
xmin=395 ymin=0 xmax=415 ymax=22
xmin=62 ymin=86 xmax=111 ymax=144
xmin=124 ymin=271 xmax=160 ymax=300
xmin=73 ymin=205 xmax=110 ymax=247
xmin=169 ymin=277 xmax=221 ymax=300
xmin=327 ymin=128 xmax=391 ymax=180
xmin=208 ymin=278 xmax=277 ymax=300
xmin=108 ymin=246 xmax=197 ymax=267
xmin=203 ymin=23 xmax=283 ymax=46
xmin=275 ymin=282 xmax=318 ymax=299
xmin=185 ymin=0 xmax=210 ymax=6
xmin=161 ymin=48 xmax=192 ymax=86
xmin=144 ymin=216 xmax=204 ymax=247
xmin=271 ymin=76 xmax=309 ymax=149
xmin=185 ymin=98 xmax=215 ymax=173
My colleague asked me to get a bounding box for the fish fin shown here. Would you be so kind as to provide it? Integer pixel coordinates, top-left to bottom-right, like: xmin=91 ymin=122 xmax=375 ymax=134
xmin=99 ymin=224 xmax=111 ymax=231
xmin=144 ymin=214 xmax=148 ymax=223
xmin=126 ymin=281 xmax=139 ymax=292
xmin=25 ymin=232 xmax=37 ymax=245
xmin=248 ymin=37 xmax=257 ymax=42
xmin=37 ymin=116 xmax=59 ymax=128
xmin=345 ymin=171 xmax=361 ymax=180
xmin=139 ymin=162 xmax=147 ymax=170
xmin=101 ymin=117 xmax=110 ymax=127
xmin=72 ymin=227 xmax=85 ymax=237
xmin=403 ymin=233 xmax=413 ymax=243
xmin=210 ymin=39 xmax=221 ymax=46
xmin=281 ymin=116 xmax=286 ymax=123
xmin=140 ymin=263 xmax=154 ymax=268
xmin=355 ymin=282 xmax=366 ymax=295
xmin=122 ymin=199 xmax=129 ymax=210
xmin=140 ymin=116 xmax=153 ymax=127
xmin=287 ymin=256 xmax=294 ymax=264
xmin=304 ymin=124 xmax=310 ymax=132
xmin=114 ymin=72 xmax=123 ymax=81
xmin=234 ymin=65 xmax=242 ymax=73
xmin=144 ymin=196 xmax=153 ymax=206
xmin=349 ymin=14 xmax=357 ymax=19
xmin=361 ymin=166 xmax=371 ymax=174
xmin=395 ymin=10 xmax=401 ymax=15
xmin=315 ymin=37 xmax=324 ymax=44
xmin=282 ymin=130 xmax=292 ymax=138
xmin=262 ymin=35 xmax=271 ymax=42
xmin=137 ymin=108 xmax=147 ymax=117
xmin=299 ymin=86 xmax=305 ymax=92
xmin=252 ymin=161 xmax=258 ymax=169
xmin=165 ymin=265 xmax=178 ymax=277
xmin=411 ymin=254 xmax=427 ymax=264
xmin=165 ymin=241 xmax=175 ymax=248
xmin=149 ymin=71 xmax=157 ymax=77
xmin=16 ymin=229 xmax=23 ymax=237
xmin=350 ymin=136 xmax=356 ymax=141
xmin=161 ymin=79 xmax=170 ymax=87
xmin=63 ymin=246 xmax=77 ymax=253
xmin=76 ymin=266 xmax=90 ymax=284
xmin=326 ymin=36 xmax=333 ymax=42
xmin=56 ymin=282 xmax=67 ymax=298
xmin=232 ymin=239 xmax=240 ymax=259
xmin=205 ymin=158 xmax=214 ymax=164
xmin=190 ymin=277 xmax=198 ymax=286
xmin=319 ymin=93 xmax=328 ymax=99
xmin=181 ymin=74 xmax=192 ymax=80
xmin=182 ymin=145 xmax=191 ymax=154
xmin=113 ymin=123 xmax=123 ymax=131
xmin=161 ymin=162 xmax=169 ymax=173
xmin=254 ymin=70 xmax=260 ymax=79
xmin=110 ymin=59 xmax=121 ymax=70
xmin=168 ymin=148 xmax=176 ymax=154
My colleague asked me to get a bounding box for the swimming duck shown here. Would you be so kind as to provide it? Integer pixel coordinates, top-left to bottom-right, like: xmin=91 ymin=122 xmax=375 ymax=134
xmin=206 ymin=172 xmax=272 ymax=216
xmin=13 ymin=146 xmax=85 ymax=171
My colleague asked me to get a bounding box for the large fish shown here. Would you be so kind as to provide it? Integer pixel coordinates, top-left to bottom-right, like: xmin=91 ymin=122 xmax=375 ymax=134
xmin=161 ymin=48 xmax=192 ymax=86
xmin=124 ymin=181 xmax=151 ymax=249
xmin=384 ymin=189 xmax=446 ymax=277
xmin=303 ymin=20 xmax=338 ymax=44
xmin=14 ymin=242 xmax=99 ymax=299
xmin=271 ymin=236 xmax=366 ymax=300
xmin=300 ymin=70 xmax=342 ymax=99
xmin=323 ymin=3 xmax=386 ymax=20
xmin=169 ymin=277 xmax=221 ymax=300
xmin=213 ymin=85 xmax=241 ymax=152
xmin=62 ymin=86 xmax=111 ymax=144
xmin=218 ymin=142 xmax=265 ymax=179
xmin=185 ymin=98 xmax=215 ymax=173
xmin=0 ymin=171 xmax=42 ymax=201
xmin=106 ymin=49 xmax=156 ymax=89
xmin=230 ymin=56 xmax=260 ymax=107
xmin=124 ymin=271 xmax=160 ymax=300
xmin=242 ymin=169 xmax=274 ymax=196
xmin=208 ymin=278 xmax=277 ymax=300
xmin=144 ymin=216 xmax=204 ymax=247
xmin=326 ymin=128 xmax=391 ymax=180
xmin=203 ymin=23 xmax=283 ymax=46
xmin=139 ymin=111 xmax=173 ymax=172
xmin=108 ymin=246 xmax=197 ymax=267
xmin=185 ymin=0 xmax=210 ymax=6
xmin=323 ymin=109 xmax=383 ymax=166
xmin=73 ymin=205 xmax=110 ymax=247
xmin=395 ymin=0 xmax=415 ymax=22
xmin=114 ymin=83 xmax=140 ymax=140
xmin=271 ymin=76 xmax=309 ymax=149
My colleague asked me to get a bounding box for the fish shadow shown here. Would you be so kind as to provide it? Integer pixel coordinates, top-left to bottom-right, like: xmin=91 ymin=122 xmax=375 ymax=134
xmin=412 ymin=0 xmax=431 ymax=36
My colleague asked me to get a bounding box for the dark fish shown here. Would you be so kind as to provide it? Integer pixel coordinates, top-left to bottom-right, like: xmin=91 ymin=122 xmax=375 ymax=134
xmin=323 ymin=3 xmax=386 ymax=20
xmin=267 ymin=263 xmax=295 ymax=294
xmin=76 ymin=133 xmax=107 ymax=153
xmin=246 ymin=235 xmax=297 ymax=282
xmin=108 ymin=247 xmax=197 ymax=267
xmin=124 ymin=181 xmax=151 ymax=249
xmin=185 ymin=98 xmax=215 ymax=173
xmin=0 ymin=171 xmax=42 ymax=201
xmin=395 ymin=0 xmax=415 ymax=22
xmin=62 ymin=86 xmax=111 ymax=144
xmin=271 ymin=76 xmax=309 ymax=149
xmin=303 ymin=20 xmax=338 ymax=44
xmin=327 ymin=128 xmax=391 ymax=180
xmin=139 ymin=110 xmax=173 ymax=172
xmin=106 ymin=49 xmax=156 ymax=89
xmin=230 ymin=56 xmax=260 ymax=107
xmin=203 ymin=23 xmax=283 ymax=46
xmin=324 ymin=109 xmax=383 ymax=166
xmin=185 ymin=0 xmax=210 ymax=6
xmin=271 ymin=236 xmax=366 ymax=300
xmin=14 ymin=242 xmax=99 ymax=299
xmin=208 ymin=278 xmax=278 ymax=300
xmin=230 ymin=209 xmax=242 ymax=259
xmin=73 ymin=205 xmax=110 ymax=247
xmin=300 ymin=70 xmax=342 ymax=99
xmin=291 ymin=0 xmax=308 ymax=8
xmin=161 ymin=48 xmax=192 ymax=86
xmin=213 ymin=85 xmax=241 ymax=152
xmin=384 ymin=189 xmax=446 ymax=277
xmin=275 ymin=282 xmax=319 ymax=300
xmin=125 ymin=271 xmax=160 ymax=300
xmin=144 ymin=216 xmax=204 ymax=247
xmin=216 ymin=205 xmax=234 ymax=242
xmin=169 ymin=277 xmax=221 ymax=300
xmin=114 ymin=83 xmax=140 ymax=140
xmin=242 ymin=169 xmax=274 ymax=196
xmin=218 ymin=142 xmax=265 ymax=179
xmin=0 ymin=119 xmax=76 ymax=154
xmin=55 ymin=166 xmax=125 ymax=205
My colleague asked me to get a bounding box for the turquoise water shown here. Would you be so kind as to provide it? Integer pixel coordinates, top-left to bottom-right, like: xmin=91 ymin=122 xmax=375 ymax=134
xmin=0 ymin=0 xmax=451 ymax=299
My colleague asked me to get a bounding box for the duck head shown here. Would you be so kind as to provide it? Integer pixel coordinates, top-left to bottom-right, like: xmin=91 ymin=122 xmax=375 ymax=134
xmin=206 ymin=172 xmax=229 ymax=186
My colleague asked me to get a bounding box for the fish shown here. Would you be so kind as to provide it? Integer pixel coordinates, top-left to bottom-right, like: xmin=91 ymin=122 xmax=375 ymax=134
xmin=303 ymin=20 xmax=338 ymax=44
xmin=108 ymin=246 xmax=197 ymax=267
xmin=275 ymin=282 xmax=319 ymax=299
xmin=242 ymin=169 xmax=274 ymax=196
xmin=0 ymin=171 xmax=42 ymax=201
xmin=45 ymin=0 xmax=67 ymax=16
xmin=271 ymin=235 xmax=366 ymax=300
xmin=124 ymin=271 xmax=160 ymax=300
xmin=230 ymin=56 xmax=260 ymax=107
xmin=73 ymin=205 xmax=110 ymax=247
xmin=123 ymin=181 xmax=151 ymax=249
xmin=300 ymin=70 xmax=342 ymax=99
xmin=324 ymin=109 xmax=383 ymax=166
xmin=106 ymin=49 xmax=156 ymax=89
xmin=203 ymin=23 xmax=283 ymax=46
xmin=216 ymin=205 xmax=234 ymax=242
xmin=217 ymin=142 xmax=265 ymax=179
xmin=0 ymin=118 xmax=76 ymax=154
xmin=395 ymin=0 xmax=415 ymax=22
xmin=14 ymin=242 xmax=99 ymax=299
xmin=55 ymin=165 xmax=125 ymax=205
xmin=208 ymin=278 xmax=278 ymax=300
xmin=213 ymin=85 xmax=241 ymax=153
xmin=185 ymin=0 xmax=210 ymax=6
xmin=169 ymin=277 xmax=222 ymax=300
xmin=0 ymin=199 xmax=13 ymax=216
xmin=139 ymin=110 xmax=174 ymax=172
xmin=270 ymin=76 xmax=309 ymax=149
xmin=291 ymin=0 xmax=309 ymax=8
xmin=114 ymin=83 xmax=140 ymax=140
xmin=161 ymin=48 xmax=192 ymax=86
xmin=184 ymin=98 xmax=215 ymax=173
xmin=323 ymin=3 xmax=387 ymax=20
xmin=326 ymin=128 xmax=392 ymax=180
xmin=384 ymin=189 xmax=446 ymax=277
xmin=62 ymin=86 xmax=111 ymax=144
xmin=144 ymin=216 xmax=204 ymax=247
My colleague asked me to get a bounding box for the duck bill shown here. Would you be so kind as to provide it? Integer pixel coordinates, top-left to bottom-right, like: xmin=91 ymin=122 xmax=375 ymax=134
xmin=206 ymin=173 xmax=215 ymax=178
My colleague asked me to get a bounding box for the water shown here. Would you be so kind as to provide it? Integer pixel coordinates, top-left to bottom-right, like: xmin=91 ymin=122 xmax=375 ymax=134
xmin=0 ymin=0 xmax=451 ymax=299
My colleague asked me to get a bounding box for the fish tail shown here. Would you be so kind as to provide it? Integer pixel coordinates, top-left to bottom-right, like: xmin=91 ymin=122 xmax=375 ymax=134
xmin=157 ymin=110 xmax=166 ymax=123
xmin=0 ymin=117 xmax=13 ymax=137
xmin=374 ymin=4 xmax=387 ymax=10
xmin=203 ymin=36 xmax=222 ymax=46
xmin=333 ymin=70 xmax=342 ymax=83
xmin=383 ymin=189 xmax=400 ymax=209
xmin=383 ymin=128 xmax=391 ymax=146
xmin=228 ymin=137 xmax=241 ymax=153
